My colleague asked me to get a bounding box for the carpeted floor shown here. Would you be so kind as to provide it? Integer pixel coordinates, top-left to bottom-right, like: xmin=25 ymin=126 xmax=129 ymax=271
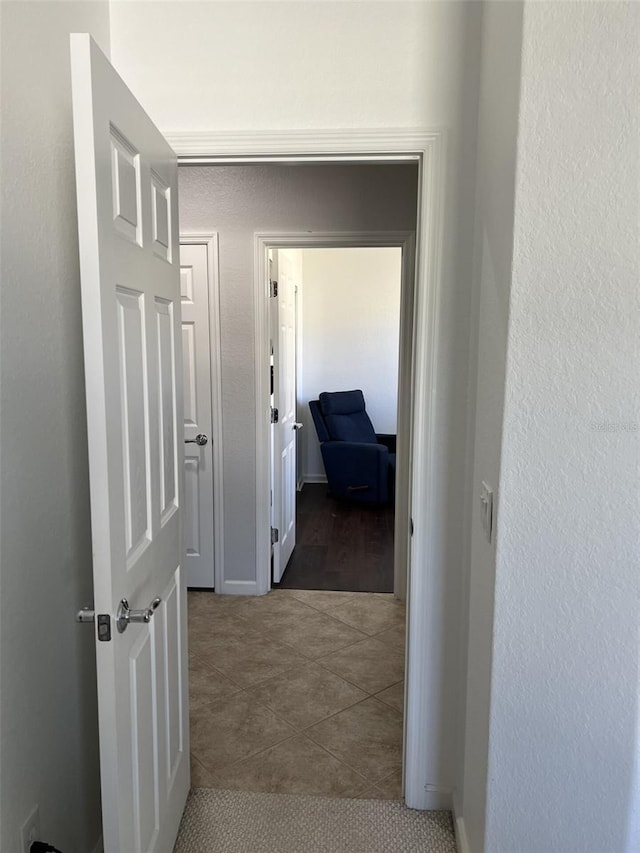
xmin=174 ymin=788 xmax=456 ymax=853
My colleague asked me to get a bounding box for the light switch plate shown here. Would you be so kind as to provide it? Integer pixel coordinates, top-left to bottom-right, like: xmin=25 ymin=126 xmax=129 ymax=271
xmin=480 ymin=481 xmax=493 ymax=543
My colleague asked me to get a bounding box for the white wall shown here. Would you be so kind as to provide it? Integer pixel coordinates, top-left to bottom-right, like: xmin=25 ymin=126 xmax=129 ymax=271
xmin=484 ymin=3 xmax=640 ymax=851
xmin=0 ymin=3 xmax=110 ymax=850
xmin=299 ymin=247 xmax=402 ymax=482
xmin=110 ymin=0 xmax=476 ymax=133
xmin=456 ymin=3 xmax=524 ymax=850
xmin=178 ymin=164 xmax=417 ymax=587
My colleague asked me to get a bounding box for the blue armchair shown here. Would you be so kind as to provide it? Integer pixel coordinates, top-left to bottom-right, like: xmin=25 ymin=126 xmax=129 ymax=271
xmin=309 ymin=390 xmax=396 ymax=505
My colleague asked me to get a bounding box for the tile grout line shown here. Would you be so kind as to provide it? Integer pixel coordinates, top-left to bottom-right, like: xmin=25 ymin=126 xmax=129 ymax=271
xmin=198 ymin=727 xmax=373 ymax=798
xmin=311 ymin=653 xmax=406 ymax=698
xmin=240 ymin=684 xmax=371 ymax=735
xmin=189 ymin=616 xmax=405 ymax=713
xmin=192 ymin=723 xmax=299 ymax=780
xmin=189 ymin=631 xmax=404 ymax=699
xmin=268 ymin=630 xmax=371 ymax=662
xmin=192 ymin=691 xmax=400 ymax=793
xmin=301 ymin=716 xmax=403 ymax=788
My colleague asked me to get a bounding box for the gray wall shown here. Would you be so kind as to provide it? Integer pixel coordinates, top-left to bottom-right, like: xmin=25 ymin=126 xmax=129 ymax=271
xmin=0 ymin=3 xmax=109 ymax=850
xmin=457 ymin=2 xmax=524 ymax=849
xmin=178 ymin=164 xmax=418 ymax=588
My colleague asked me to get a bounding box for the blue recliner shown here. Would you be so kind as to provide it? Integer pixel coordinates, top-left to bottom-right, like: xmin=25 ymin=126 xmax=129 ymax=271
xmin=309 ymin=390 xmax=396 ymax=505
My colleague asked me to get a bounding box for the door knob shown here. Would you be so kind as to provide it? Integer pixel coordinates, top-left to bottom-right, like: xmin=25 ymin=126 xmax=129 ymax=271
xmin=184 ymin=433 xmax=208 ymax=446
xmin=293 ymin=423 xmax=304 ymax=431
xmin=116 ymin=597 xmax=161 ymax=633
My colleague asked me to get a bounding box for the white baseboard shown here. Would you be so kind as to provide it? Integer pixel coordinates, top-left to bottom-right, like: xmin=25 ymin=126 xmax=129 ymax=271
xmin=217 ymin=579 xmax=265 ymax=596
xmin=91 ymin=836 xmax=104 ymax=853
xmin=302 ymin=474 xmax=328 ymax=484
xmin=425 ymin=787 xmax=453 ymax=811
xmin=405 ymin=785 xmax=452 ymax=811
xmin=452 ymin=792 xmax=471 ymax=853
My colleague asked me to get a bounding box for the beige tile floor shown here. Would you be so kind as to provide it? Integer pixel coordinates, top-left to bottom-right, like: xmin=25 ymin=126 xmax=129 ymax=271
xmin=188 ymin=589 xmax=406 ymax=800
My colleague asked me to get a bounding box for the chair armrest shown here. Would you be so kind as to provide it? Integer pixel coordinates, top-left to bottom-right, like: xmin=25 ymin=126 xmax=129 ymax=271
xmin=376 ymin=434 xmax=397 ymax=454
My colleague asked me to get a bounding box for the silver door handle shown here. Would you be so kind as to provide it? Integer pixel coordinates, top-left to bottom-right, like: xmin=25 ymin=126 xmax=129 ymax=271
xmin=116 ymin=597 xmax=161 ymax=633
xmin=184 ymin=433 xmax=208 ymax=446
xmin=293 ymin=423 xmax=304 ymax=430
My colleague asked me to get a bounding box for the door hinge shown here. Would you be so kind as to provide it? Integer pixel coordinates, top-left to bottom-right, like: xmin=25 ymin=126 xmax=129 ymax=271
xmin=270 ymin=279 xmax=278 ymax=298
xmin=271 ymin=527 xmax=279 ymax=545
xmin=271 ymin=406 xmax=279 ymax=424
xmin=410 ymin=517 xmax=414 ymax=536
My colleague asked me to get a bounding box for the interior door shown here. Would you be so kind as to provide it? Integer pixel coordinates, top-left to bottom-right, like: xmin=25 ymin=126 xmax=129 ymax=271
xmin=71 ymin=34 xmax=189 ymax=853
xmin=271 ymin=249 xmax=298 ymax=582
xmin=180 ymin=242 xmax=215 ymax=588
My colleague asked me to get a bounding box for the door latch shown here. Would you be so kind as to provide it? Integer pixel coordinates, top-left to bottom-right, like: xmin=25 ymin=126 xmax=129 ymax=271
xmin=97 ymin=614 xmax=112 ymax=642
xmin=271 ymin=407 xmax=279 ymax=424
xmin=76 ymin=607 xmax=112 ymax=642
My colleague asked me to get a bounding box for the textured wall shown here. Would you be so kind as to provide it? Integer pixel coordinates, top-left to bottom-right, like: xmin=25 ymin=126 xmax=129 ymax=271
xmin=299 ymin=247 xmax=402 ymax=482
xmin=178 ymin=164 xmax=417 ymax=587
xmin=0 ymin=3 xmax=110 ymax=850
xmin=485 ymin=3 xmax=640 ymax=851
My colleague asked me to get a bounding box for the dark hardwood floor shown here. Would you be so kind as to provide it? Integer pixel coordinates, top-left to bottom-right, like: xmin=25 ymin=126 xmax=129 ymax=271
xmin=274 ymin=483 xmax=394 ymax=593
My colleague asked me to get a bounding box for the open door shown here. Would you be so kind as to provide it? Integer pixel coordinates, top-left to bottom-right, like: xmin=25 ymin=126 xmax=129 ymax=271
xmin=270 ymin=250 xmax=299 ymax=583
xmin=71 ymin=35 xmax=189 ymax=852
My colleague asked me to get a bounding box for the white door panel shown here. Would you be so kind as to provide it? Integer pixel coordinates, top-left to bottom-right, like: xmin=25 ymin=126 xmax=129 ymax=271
xmin=71 ymin=34 xmax=189 ymax=853
xmin=180 ymin=242 xmax=215 ymax=588
xmin=272 ymin=250 xmax=298 ymax=582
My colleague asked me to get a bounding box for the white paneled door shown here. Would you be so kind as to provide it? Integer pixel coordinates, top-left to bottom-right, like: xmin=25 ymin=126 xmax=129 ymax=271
xmin=180 ymin=241 xmax=215 ymax=588
xmin=271 ymin=250 xmax=298 ymax=582
xmin=71 ymin=35 xmax=189 ymax=853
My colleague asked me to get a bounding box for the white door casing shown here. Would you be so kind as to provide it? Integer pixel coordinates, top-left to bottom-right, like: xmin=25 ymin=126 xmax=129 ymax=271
xmin=170 ymin=133 xmax=447 ymax=810
xmin=71 ymin=34 xmax=189 ymax=853
xmin=271 ymin=249 xmax=298 ymax=582
xmin=180 ymin=241 xmax=215 ymax=588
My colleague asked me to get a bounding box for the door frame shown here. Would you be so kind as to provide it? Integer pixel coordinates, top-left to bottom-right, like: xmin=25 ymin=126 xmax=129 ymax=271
xmin=179 ymin=233 xmax=225 ymax=592
xmin=257 ymin=233 xmax=415 ymax=603
xmin=168 ymin=128 xmax=447 ymax=810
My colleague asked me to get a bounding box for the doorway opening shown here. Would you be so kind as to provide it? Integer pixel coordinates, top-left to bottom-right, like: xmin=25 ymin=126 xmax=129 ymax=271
xmin=268 ymin=243 xmax=408 ymax=596
xmin=181 ymin=161 xmax=419 ymax=803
